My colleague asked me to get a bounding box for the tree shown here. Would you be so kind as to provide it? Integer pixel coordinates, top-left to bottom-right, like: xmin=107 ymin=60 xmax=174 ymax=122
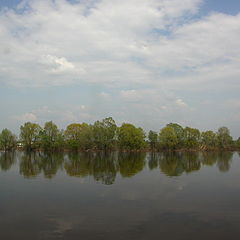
xmin=54 ymin=129 xmax=65 ymax=150
xmin=217 ymin=126 xmax=233 ymax=148
xmin=159 ymin=126 xmax=178 ymax=150
xmin=93 ymin=117 xmax=117 ymax=150
xmin=65 ymin=123 xmax=83 ymax=150
xmin=236 ymin=137 xmax=240 ymax=149
xmin=65 ymin=123 xmax=93 ymax=150
xmin=148 ymin=130 xmax=158 ymax=150
xmin=183 ymin=127 xmax=200 ymax=148
xmin=166 ymin=123 xmax=184 ymax=147
xmin=117 ymin=123 xmax=146 ymax=150
xmin=201 ymin=130 xmax=217 ymax=148
xmin=0 ymin=129 xmax=16 ymax=151
xmin=20 ymin=122 xmax=42 ymax=150
xmin=40 ymin=121 xmax=61 ymax=151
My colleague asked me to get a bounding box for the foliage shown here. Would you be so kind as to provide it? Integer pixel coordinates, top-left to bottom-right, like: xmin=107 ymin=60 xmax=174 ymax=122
xmin=40 ymin=121 xmax=63 ymax=151
xmin=0 ymin=128 xmax=16 ymax=151
xmin=65 ymin=123 xmax=93 ymax=150
xmin=92 ymin=117 xmax=117 ymax=150
xmin=201 ymin=130 xmax=217 ymax=148
xmin=166 ymin=123 xmax=184 ymax=147
xmin=183 ymin=127 xmax=200 ymax=149
xmin=20 ymin=122 xmax=42 ymax=150
xmin=148 ymin=130 xmax=158 ymax=149
xmin=0 ymin=118 xmax=239 ymax=151
xmin=236 ymin=138 xmax=240 ymax=148
xmin=217 ymin=127 xmax=233 ymax=148
xmin=118 ymin=123 xmax=146 ymax=150
xmin=159 ymin=126 xmax=178 ymax=150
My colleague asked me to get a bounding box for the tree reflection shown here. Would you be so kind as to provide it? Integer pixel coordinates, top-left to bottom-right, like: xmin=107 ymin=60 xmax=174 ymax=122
xmin=217 ymin=152 xmax=233 ymax=172
xmin=39 ymin=152 xmax=64 ymax=178
xmin=159 ymin=152 xmax=185 ymax=176
xmin=148 ymin=152 xmax=159 ymax=170
xmin=91 ymin=152 xmax=119 ymax=185
xmin=182 ymin=152 xmax=201 ymax=173
xmin=19 ymin=151 xmax=64 ymax=178
xmin=64 ymin=152 xmax=119 ymax=185
xmin=0 ymin=151 xmax=16 ymax=171
xmin=118 ymin=152 xmax=146 ymax=177
xmin=19 ymin=152 xmax=42 ymax=178
xmin=64 ymin=152 xmax=91 ymax=177
xmin=1 ymin=150 xmax=235 ymax=181
xmin=201 ymin=152 xmax=218 ymax=166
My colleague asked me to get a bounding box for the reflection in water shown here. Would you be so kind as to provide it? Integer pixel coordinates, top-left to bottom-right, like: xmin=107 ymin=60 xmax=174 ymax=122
xmin=20 ymin=152 xmax=42 ymax=178
xmin=148 ymin=151 xmax=234 ymax=176
xmin=0 ymin=151 xmax=235 ymax=183
xmin=216 ymin=151 xmax=233 ymax=172
xmin=118 ymin=152 xmax=146 ymax=177
xmin=65 ymin=152 xmax=119 ymax=185
xmin=0 ymin=151 xmax=16 ymax=171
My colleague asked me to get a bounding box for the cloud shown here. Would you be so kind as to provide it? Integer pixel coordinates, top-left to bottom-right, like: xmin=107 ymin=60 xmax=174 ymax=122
xmin=176 ymin=99 xmax=187 ymax=107
xmin=42 ymin=55 xmax=76 ymax=74
xmin=0 ymin=0 xmax=238 ymax=92
xmin=0 ymin=0 xmax=204 ymax=88
xmin=1 ymin=0 xmax=240 ymax=136
xmin=11 ymin=105 xmax=96 ymax=129
xmin=13 ymin=113 xmax=38 ymax=122
xmin=120 ymin=90 xmax=141 ymax=102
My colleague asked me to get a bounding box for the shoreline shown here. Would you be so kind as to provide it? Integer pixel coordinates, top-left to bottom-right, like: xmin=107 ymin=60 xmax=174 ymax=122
xmin=2 ymin=147 xmax=239 ymax=153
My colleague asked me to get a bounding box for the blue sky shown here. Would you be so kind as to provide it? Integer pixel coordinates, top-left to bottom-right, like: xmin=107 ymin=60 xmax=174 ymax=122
xmin=0 ymin=0 xmax=240 ymax=138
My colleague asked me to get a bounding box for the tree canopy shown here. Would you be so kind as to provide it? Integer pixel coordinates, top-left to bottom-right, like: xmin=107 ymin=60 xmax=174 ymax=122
xmin=0 ymin=118 xmax=238 ymax=152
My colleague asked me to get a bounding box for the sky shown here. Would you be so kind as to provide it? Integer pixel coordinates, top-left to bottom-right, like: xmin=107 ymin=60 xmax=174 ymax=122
xmin=0 ymin=0 xmax=240 ymax=138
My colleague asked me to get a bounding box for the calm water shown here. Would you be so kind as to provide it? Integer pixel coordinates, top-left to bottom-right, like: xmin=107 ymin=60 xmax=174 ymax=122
xmin=1 ymin=151 xmax=240 ymax=239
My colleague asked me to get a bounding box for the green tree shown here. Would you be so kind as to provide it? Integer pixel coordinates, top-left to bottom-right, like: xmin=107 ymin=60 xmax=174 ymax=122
xmin=183 ymin=127 xmax=200 ymax=148
xmin=65 ymin=123 xmax=94 ymax=150
xmin=40 ymin=121 xmax=61 ymax=151
xmin=0 ymin=128 xmax=17 ymax=151
xmin=201 ymin=130 xmax=217 ymax=148
xmin=159 ymin=126 xmax=178 ymax=150
xmin=93 ymin=117 xmax=117 ymax=150
xmin=64 ymin=123 xmax=87 ymax=150
xmin=148 ymin=130 xmax=158 ymax=150
xmin=166 ymin=123 xmax=184 ymax=147
xmin=55 ymin=129 xmax=65 ymax=150
xmin=236 ymin=137 xmax=240 ymax=149
xmin=20 ymin=122 xmax=42 ymax=150
xmin=217 ymin=127 xmax=233 ymax=148
xmin=118 ymin=123 xmax=146 ymax=150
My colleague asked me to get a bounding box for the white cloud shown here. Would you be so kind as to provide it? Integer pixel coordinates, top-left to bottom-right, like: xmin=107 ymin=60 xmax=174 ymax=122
xmin=11 ymin=105 xmax=96 ymax=129
xmin=0 ymin=0 xmax=205 ymax=88
xmin=43 ymin=55 xmax=75 ymax=74
xmin=80 ymin=105 xmax=86 ymax=110
xmin=13 ymin=113 xmax=38 ymax=122
xmin=0 ymin=0 xmax=238 ymax=92
xmin=1 ymin=0 xmax=240 ymax=136
xmin=120 ymin=90 xmax=142 ymax=102
xmin=176 ymin=99 xmax=187 ymax=107
xmin=99 ymin=92 xmax=111 ymax=100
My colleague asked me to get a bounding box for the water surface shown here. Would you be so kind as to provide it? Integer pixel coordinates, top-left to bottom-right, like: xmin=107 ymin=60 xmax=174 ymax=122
xmin=1 ymin=151 xmax=240 ymax=239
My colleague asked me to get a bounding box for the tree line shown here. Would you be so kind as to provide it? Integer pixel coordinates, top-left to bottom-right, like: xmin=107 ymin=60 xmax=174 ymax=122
xmin=0 ymin=117 xmax=239 ymax=151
